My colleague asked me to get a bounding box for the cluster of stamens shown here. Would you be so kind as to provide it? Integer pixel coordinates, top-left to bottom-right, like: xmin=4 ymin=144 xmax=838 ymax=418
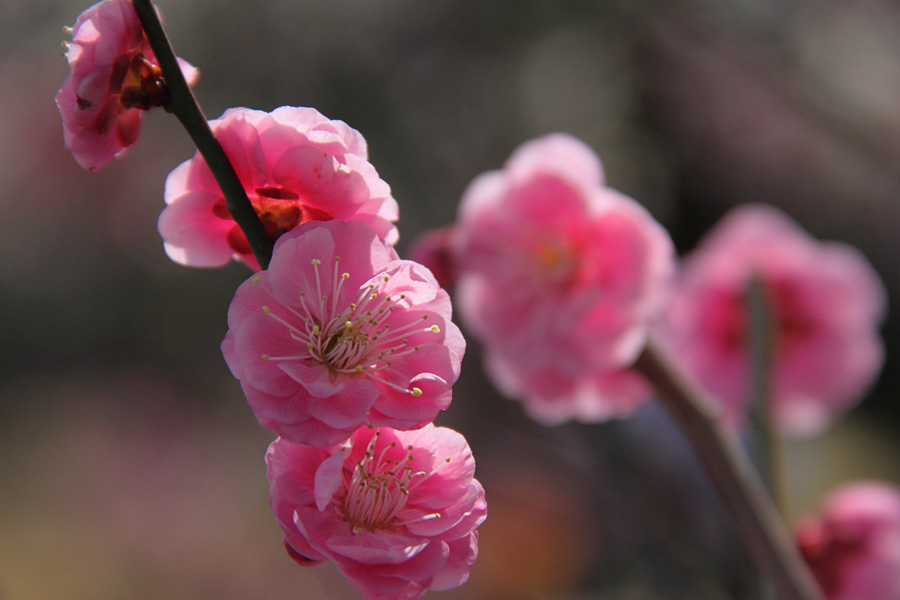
xmin=341 ymin=430 xmax=447 ymax=533
xmin=261 ymin=257 xmax=441 ymax=397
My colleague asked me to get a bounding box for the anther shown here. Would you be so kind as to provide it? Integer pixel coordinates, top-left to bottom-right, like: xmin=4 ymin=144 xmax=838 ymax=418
xmin=411 ymin=388 xmax=423 ymax=397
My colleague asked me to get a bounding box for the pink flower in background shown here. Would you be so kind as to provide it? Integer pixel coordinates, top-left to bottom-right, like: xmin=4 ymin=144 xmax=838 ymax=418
xmin=664 ymin=204 xmax=886 ymax=436
xmin=267 ymin=424 xmax=486 ymax=600
xmin=407 ymin=226 xmax=457 ymax=291
xmin=55 ymin=0 xmax=198 ymax=171
xmin=452 ymin=133 xmax=673 ymax=424
xmin=222 ymin=220 xmax=464 ymax=447
xmin=796 ymin=482 xmax=900 ymax=600
xmin=158 ymin=106 xmax=398 ymax=270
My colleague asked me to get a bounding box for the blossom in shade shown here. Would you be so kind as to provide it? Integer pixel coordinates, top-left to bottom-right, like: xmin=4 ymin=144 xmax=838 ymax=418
xmin=55 ymin=0 xmax=199 ymax=171
xmin=664 ymin=204 xmax=886 ymax=436
xmin=158 ymin=106 xmax=399 ymax=270
xmin=267 ymin=424 xmax=486 ymax=600
xmin=406 ymin=226 xmax=457 ymax=291
xmin=795 ymin=481 xmax=900 ymax=600
xmin=221 ymin=219 xmax=464 ymax=447
xmin=451 ymin=133 xmax=674 ymax=424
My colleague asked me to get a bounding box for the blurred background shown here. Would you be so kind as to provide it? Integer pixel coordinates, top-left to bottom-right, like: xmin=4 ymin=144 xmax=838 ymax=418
xmin=2 ymin=0 xmax=900 ymax=598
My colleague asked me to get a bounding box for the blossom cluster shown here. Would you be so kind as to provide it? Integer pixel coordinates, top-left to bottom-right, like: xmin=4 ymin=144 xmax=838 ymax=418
xmin=57 ymin=0 xmax=896 ymax=598
xmin=410 ymin=136 xmax=890 ymax=596
xmin=56 ymin=2 xmax=483 ymax=599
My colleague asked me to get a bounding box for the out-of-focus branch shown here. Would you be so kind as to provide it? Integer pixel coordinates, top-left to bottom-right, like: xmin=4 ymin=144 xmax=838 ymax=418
xmin=746 ymin=274 xmax=784 ymax=512
xmin=634 ymin=340 xmax=822 ymax=600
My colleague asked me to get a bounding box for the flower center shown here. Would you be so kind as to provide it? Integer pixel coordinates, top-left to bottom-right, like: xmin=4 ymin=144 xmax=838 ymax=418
xmin=260 ymin=257 xmax=441 ymax=397
xmin=212 ymin=190 xmax=334 ymax=256
xmin=341 ymin=430 xmax=447 ymax=533
xmin=117 ymin=54 xmax=168 ymax=110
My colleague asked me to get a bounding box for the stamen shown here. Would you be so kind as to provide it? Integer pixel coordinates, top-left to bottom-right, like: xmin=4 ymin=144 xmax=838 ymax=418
xmin=339 ymin=432 xmax=451 ymax=533
xmin=253 ymin=258 xmax=440 ymax=387
xmin=407 ymin=457 xmax=451 ymax=492
xmin=311 ymin=259 xmax=324 ymax=311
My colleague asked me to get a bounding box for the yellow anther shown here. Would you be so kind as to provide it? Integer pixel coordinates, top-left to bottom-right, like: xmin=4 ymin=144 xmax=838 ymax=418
xmin=251 ymin=276 xmax=261 ymax=283
xmin=383 ymin=276 xmax=389 ymax=282
xmin=311 ymin=259 xmax=322 ymax=265
xmin=345 ymin=320 xmax=353 ymax=329
xmin=262 ymin=305 xmax=270 ymax=315
xmin=411 ymin=388 xmax=423 ymax=397
xmin=342 ymin=273 xmax=350 ymax=279
xmin=430 ymin=325 xmax=440 ymax=333
xmin=261 ymin=353 xmax=270 ymax=360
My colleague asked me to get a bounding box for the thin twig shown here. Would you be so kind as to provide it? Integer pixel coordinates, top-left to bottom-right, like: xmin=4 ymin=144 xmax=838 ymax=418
xmin=747 ymin=274 xmax=784 ymax=512
xmin=131 ymin=0 xmax=274 ymax=269
xmin=634 ymin=340 xmax=822 ymax=600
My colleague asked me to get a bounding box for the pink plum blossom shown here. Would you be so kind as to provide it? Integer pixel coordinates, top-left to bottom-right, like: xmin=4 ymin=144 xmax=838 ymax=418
xmin=664 ymin=204 xmax=886 ymax=436
xmin=267 ymin=424 xmax=486 ymax=600
xmin=796 ymin=482 xmax=900 ymax=600
xmin=221 ymin=219 xmax=464 ymax=447
xmin=55 ymin=0 xmax=199 ymax=171
xmin=158 ymin=106 xmax=399 ymax=270
xmin=451 ymin=133 xmax=673 ymax=424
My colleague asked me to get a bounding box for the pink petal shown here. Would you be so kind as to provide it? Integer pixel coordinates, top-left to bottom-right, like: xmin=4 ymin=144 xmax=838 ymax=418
xmin=158 ymin=190 xmax=236 ymax=267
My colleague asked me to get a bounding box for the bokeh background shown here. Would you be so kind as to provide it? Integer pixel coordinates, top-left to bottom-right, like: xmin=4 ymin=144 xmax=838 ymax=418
xmin=2 ymin=0 xmax=899 ymax=598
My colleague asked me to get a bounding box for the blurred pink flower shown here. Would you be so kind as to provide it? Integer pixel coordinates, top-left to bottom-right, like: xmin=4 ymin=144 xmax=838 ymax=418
xmin=664 ymin=204 xmax=886 ymax=436
xmin=452 ymin=133 xmax=674 ymax=424
xmin=406 ymin=226 xmax=457 ymax=291
xmin=267 ymin=424 xmax=486 ymax=600
xmin=55 ymin=0 xmax=198 ymax=171
xmin=158 ymin=106 xmax=399 ymax=270
xmin=796 ymin=481 xmax=900 ymax=600
xmin=221 ymin=220 xmax=464 ymax=447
